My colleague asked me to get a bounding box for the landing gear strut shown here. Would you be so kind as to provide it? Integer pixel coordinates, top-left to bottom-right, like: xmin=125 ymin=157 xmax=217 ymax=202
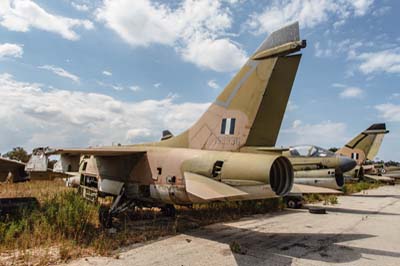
xmin=161 ymin=204 xmax=176 ymax=217
xmin=99 ymin=187 xmax=135 ymax=228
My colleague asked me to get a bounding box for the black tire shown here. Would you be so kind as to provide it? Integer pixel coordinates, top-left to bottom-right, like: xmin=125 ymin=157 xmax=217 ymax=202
xmin=309 ymin=207 xmax=326 ymax=214
xmin=99 ymin=206 xmax=113 ymax=228
xmin=287 ymin=199 xmax=297 ymax=209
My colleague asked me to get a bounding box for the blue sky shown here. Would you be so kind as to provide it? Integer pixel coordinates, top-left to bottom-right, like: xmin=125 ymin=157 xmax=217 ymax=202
xmin=0 ymin=0 xmax=399 ymax=161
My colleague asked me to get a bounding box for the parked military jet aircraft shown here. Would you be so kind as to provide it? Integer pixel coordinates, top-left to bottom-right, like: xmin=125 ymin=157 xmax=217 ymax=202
xmin=280 ymin=123 xmax=389 ymax=193
xmin=0 ymin=149 xmax=69 ymax=183
xmin=284 ymin=145 xmax=356 ymax=189
xmin=26 ymin=22 xmax=306 ymax=227
xmin=337 ymin=123 xmax=389 ymax=164
xmin=336 ymin=123 xmax=390 ymax=181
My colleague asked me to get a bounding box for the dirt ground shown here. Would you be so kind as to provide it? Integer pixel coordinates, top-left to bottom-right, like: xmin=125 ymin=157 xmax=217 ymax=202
xmin=62 ymin=185 xmax=400 ymax=266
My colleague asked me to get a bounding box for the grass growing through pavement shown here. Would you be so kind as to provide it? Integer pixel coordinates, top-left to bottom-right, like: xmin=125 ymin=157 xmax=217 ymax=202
xmin=303 ymin=181 xmax=383 ymax=205
xmin=303 ymin=194 xmax=339 ymax=205
xmin=342 ymin=181 xmax=382 ymax=194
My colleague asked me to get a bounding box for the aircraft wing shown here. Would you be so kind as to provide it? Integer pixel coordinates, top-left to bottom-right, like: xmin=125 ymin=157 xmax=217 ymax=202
xmin=48 ymin=147 xmax=148 ymax=156
xmin=26 ymin=146 xmax=148 ymax=175
xmin=184 ymin=172 xmax=248 ymax=200
xmin=364 ymin=174 xmax=394 ymax=184
xmin=0 ymin=157 xmax=26 ymax=169
xmin=254 ymin=147 xmax=289 ymax=152
xmin=290 ymin=184 xmax=343 ymax=195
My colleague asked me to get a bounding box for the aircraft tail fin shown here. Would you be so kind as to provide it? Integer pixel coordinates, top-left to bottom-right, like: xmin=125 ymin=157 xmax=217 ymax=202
xmin=159 ymin=22 xmax=305 ymax=151
xmin=336 ymin=123 xmax=389 ymax=164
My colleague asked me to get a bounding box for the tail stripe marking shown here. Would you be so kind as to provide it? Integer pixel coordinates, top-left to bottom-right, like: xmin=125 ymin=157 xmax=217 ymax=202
xmin=215 ymin=60 xmax=259 ymax=108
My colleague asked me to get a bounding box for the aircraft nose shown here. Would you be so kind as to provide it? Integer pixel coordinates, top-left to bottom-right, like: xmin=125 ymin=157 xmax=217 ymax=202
xmin=339 ymin=156 xmax=357 ymax=172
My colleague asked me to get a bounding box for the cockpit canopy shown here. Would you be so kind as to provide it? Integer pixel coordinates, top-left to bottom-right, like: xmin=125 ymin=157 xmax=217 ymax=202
xmin=289 ymin=145 xmax=335 ymax=158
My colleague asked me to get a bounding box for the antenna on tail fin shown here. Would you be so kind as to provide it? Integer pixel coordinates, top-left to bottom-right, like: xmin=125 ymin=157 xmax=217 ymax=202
xmin=158 ymin=22 xmax=306 ymax=151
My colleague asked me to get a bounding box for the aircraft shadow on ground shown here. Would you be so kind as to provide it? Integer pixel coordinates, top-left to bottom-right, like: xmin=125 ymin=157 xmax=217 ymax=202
xmin=186 ymin=224 xmax=400 ymax=266
xmin=308 ymin=206 xmax=400 ymax=216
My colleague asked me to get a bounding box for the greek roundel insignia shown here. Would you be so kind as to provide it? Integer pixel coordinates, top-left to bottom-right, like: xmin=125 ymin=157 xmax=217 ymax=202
xmin=220 ymin=118 xmax=236 ymax=135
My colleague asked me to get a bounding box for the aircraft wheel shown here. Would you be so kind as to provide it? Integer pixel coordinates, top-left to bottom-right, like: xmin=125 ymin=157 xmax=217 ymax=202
xmin=161 ymin=204 xmax=176 ymax=217
xmin=287 ymin=199 xmax=297 ymax=209
xmin=286 ymin=197 xmax=302 ymax=209
xmin=99 ymin=206 xmax=113 ymax=228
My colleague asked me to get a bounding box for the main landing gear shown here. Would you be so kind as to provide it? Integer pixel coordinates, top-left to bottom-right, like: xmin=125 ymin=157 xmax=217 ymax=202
xmin=99 ymin=187 xmax=135 ymax=228
xmin=161 ymin=204 xmax=176 ymax=217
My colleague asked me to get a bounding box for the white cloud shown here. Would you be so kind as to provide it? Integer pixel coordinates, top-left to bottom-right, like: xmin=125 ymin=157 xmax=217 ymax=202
xmin=207 ymin=79 xmax=220 ymax=89
xmin=351 ymin=0 xmax=374 ymax=16
xmin=96 ymin=0 xmax=179 ymax=46
xmin=375 ymin=103 xmax=400 ymax=122
xmin=71 ymin=2 xmax=89 ymax=12
xmin=0 ymin=73 xmax=210 ymax=151
xmin=102 ymin=70 xmax=112 ymax=76
xmin=332 ymin=83 xmax=346 ymax=88
xmin=0 ymin=0 xmax=93 ymax=40
xmin=154 ymin=83 xmax=161 ymax=88
xmin=247 ymin=0 xmax=374 ymax=35
xmin=280 ymin=120 xmax=348 ymax=147
xmin=0 ymin=43 xmax=23 ymax=58
xmin=314 ymin=38 xmax=367 ymax=60
xmin=98 ymin=81 xmax=121 ymax=91
xmin=314 ymin=41 xmax=332 ymax=57
xmin=181 ymin=37 xmax=246 ymax=72
xmin=129 ymin=85 xmax=141 ymax=92
xmin=39 ymin=65 xmax=80 ymax=83
xmin=292 ymin=119 xmax=302 ymax=128
xmin=354 ymin=48 xmax=400 ymax=75
xmin=339 ymin=87 xmax=364 ymax=98
xmin=287 ymin=100 xmax=298 ymax=111
xmin=126 ymin=128 xmax=151 ymax=140
xmin=95 ymin=0 xmax=247 ymax=72
xmin=390 ymin=93 xmax=400 ymax=99
xmin=372 ymin=6 xmax=391 ymax=16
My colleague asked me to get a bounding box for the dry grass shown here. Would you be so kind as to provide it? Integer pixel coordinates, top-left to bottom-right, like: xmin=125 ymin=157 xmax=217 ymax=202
xmin=0 ymin=179 xmax=68 ymax=202
xmin=342 ymin=181 xmax=382 ymax=195
xmin=303 ymin=194 xmax=339 ymax=205
xmin=303 ymin=181 xmax=384 ymax=206
xmin=0 ymin=180 xmax=283 ymax=265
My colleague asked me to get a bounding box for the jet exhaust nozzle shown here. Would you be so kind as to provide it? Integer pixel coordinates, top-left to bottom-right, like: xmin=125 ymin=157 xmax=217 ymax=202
xmin=269 ymin=156 xmax=294 ymax=196
xmin=182 ymin=152 xmax=294 ymax=197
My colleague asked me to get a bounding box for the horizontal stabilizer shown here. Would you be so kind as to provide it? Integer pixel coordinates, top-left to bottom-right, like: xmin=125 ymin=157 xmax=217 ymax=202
xmin=254 ymin=22 xmax=300 ymax=54
xmin=365 ymin=123 xmax=388 ymax=132
xmin=290 ymin=184 xmax=343 ymax=195
xmin=184 ymin=172 xmax=247 ymax=200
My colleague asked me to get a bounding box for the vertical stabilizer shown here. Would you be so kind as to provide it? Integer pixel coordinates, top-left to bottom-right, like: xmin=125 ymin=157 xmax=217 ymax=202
xmin=159 ymin=22 xmax=305 ymax=151
xmin=336 ymin=123 xmax=389 ymax=164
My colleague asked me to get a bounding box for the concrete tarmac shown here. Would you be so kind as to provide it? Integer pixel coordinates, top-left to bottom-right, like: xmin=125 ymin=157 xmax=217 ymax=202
xmin=65 ymin=185 xmax=400 ymax=266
